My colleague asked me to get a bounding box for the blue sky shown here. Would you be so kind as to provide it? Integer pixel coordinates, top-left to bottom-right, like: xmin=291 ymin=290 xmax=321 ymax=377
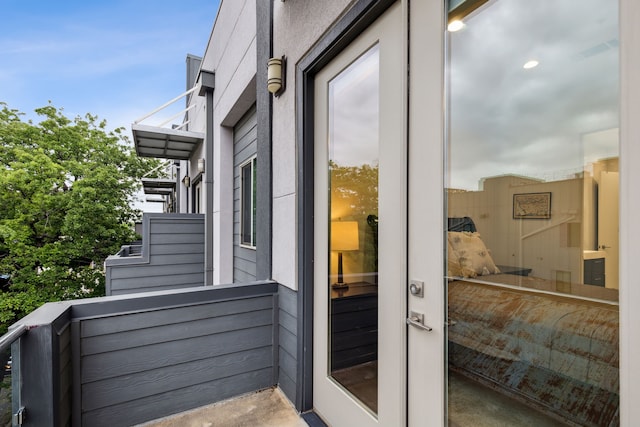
xmin=1 ymin=0 xmax=220 ymax=130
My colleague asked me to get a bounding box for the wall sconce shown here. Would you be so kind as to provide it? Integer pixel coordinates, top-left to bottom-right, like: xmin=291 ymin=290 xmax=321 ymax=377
xmin=197 ymin=158 xmax=205 ymax=173
xmin=182 ymin=175 xmax=191 ymax=187
xmin=267 ymin=56 xmax=286 ymax=97
xmin=331 ymin=221 xmax=359 ymax=289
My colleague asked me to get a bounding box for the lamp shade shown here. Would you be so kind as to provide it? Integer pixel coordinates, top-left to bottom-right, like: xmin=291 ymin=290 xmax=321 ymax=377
xmin=331 ymin=221 xmax=359 ymax=251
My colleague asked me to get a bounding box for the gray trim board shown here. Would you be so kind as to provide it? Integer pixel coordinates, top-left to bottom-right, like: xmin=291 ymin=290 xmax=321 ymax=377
xmin=72 ymin=281 xmax=278 ymax=319
xmin=256 ymin=0 xmax=273 ymax=281
xmin=198 ymin=71 xmax=215 ymax=285
xmin=295 ymin=0 xmax=398 ymax=412
xmin=302 ymin=412 xmax=329 ymax=427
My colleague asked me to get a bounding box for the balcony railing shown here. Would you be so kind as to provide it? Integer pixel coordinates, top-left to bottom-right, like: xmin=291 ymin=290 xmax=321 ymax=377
xmin=0 ymin=281 xmax=280 ymax=426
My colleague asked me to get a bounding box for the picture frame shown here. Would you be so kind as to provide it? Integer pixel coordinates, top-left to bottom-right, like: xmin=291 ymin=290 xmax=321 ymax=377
xmin=513 ymin=192 xmax=551 ymax=219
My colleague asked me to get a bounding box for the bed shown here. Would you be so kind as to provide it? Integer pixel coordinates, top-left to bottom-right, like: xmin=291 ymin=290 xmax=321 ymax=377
xmin=446 ymin=226 xmax=619 ymax=426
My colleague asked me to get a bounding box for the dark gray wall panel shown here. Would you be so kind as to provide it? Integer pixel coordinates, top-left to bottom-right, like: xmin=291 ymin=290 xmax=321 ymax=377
xmin=81 ymin=325 xmax=273 ymax=382
xmin=279 ymin=309 xmax=297 ymax=338
xmin=58 ymin=324 xmax=71 ymax=427
xmin=80 ymin=297 xmax=272 ymax=337
xmin=279 ymin=349 xmax=297 ymax=402
xmin=149 ymin=233 xmax=205 ymax=245
xmin=105 ymin=214 xmax=205 ymax=295
xmin=81 ymin=309 xmax=272 ymax=355
xmin=233 ymin=106 xmax=258 ymax=282
xmin=110 ymin=272 xmax=204 ymax=290
xmin=109 ymin=262 xmax=203 ymax=279
xmin=277 ymin=285 xmax=298 ymax=404
xmin=148 ymin=243 xmax=204 ymax=255
xmin=279 ymin=326 xmax=297 ymax=361
xmin=72 ymin=284 xmax=278 ymax=425
xmin=82 ymin=347 xmax=273 ymax=411
xmin=255 ymin=0 xmax=273 ymax=282
xmin=82 ymin=368 xmax=273 ymax=427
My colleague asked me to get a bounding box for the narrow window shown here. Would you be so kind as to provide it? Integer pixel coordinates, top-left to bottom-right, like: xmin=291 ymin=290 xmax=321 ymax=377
xmin=240 ymin=156 xmax=257 ymax=248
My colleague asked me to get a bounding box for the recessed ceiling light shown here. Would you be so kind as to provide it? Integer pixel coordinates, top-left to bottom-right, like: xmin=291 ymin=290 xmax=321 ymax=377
xmin=447 ymin=20 xmax=465 ymax=32
xmin=523 ymin=60 xmax=539 ymax=69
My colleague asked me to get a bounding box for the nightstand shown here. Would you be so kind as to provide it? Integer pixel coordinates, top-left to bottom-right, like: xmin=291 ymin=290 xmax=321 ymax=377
xmin=330 ymin=282 xmax=378 ymax=370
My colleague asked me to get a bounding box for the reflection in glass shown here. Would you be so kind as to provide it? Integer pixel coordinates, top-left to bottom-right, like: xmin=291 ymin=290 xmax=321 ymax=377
xmin=446 ymin=1 xmax=619 ymax=426
xmin=327 ymin=45 xmax=379 ymax=414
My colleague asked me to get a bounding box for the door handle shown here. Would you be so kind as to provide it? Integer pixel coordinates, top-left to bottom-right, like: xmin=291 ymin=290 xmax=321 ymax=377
xmin=406 ymin=311 xmax=433 ymax=332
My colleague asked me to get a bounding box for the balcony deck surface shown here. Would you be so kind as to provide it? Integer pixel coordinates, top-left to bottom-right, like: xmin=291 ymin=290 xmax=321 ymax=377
xmin=136 ymin=387 xmax=309 ymax=427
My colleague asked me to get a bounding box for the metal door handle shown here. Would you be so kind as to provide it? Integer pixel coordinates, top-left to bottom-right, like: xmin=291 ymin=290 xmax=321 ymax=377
xmin=406 ymin=311 xmax=433 ymax=332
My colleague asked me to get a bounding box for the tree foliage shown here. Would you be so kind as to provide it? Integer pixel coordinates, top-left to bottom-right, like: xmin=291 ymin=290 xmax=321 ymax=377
xmin=330 ymin=161 xmax=379 ymax=275
xmin=0 ymin=103 xmax=160 ymax=333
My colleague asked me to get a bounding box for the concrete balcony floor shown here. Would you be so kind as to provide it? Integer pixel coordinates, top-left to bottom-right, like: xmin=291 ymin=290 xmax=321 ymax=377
xmin=136 ymin=387 xmax=309 ymax=427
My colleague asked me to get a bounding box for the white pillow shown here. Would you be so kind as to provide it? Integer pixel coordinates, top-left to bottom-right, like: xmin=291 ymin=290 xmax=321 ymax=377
xmin=448 ymin=231 xmax=500 ymax=278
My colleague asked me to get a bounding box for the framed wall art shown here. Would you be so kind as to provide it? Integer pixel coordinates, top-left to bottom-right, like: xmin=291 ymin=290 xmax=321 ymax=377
xmin=513 ymin=192 xmax=551 ymax=219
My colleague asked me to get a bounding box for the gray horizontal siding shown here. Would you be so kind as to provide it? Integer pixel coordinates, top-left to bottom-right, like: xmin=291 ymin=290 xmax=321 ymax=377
xmin=73 ymin=288 xmax=278 ymax=426
xmin=59 ymin=324 xmax=72 ymax=427
xmin=278 ymin=285 xmax=298 ymax=403
xmin=83 ymin=369 xmax=273 ymax=427
xmin=105 ymin=213 xmax=205 ymax=295
xmin=233 ymin=106 xmax=257 ymax=282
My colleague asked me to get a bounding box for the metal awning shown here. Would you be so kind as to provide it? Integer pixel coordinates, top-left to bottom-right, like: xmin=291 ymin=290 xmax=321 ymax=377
xmin=132 ymin=123 xmax=204 ymax=160
xmin=141 ymin=178 xmax=176 ymax=195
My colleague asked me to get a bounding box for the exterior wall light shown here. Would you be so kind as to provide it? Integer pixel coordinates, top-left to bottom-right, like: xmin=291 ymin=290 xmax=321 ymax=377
xmin=182 ymin=175 xmax=191 ymax=187
xmin=197 ymin=158 xmax=205 ymax=173
xmin=267 ymin=56 xmax=286 ymax=96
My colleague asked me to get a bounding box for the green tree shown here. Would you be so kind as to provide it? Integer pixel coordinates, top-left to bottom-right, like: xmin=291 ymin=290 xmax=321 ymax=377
xmin=330 ymin=161 xmax=379 ymax=275
xmin=0 ymin=103 xmax=160 ymax=333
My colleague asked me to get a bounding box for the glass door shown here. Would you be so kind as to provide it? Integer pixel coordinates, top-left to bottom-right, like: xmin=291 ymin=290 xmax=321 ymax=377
xmin=313 ymin=2 xmax=406 ymax=426
xmin=445 ymin=0 xmax=620 ymax=425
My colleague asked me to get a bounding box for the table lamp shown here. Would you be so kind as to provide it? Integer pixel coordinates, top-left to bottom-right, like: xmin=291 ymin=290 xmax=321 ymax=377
xmin=331 ymin=221 xmax=359 ymax=289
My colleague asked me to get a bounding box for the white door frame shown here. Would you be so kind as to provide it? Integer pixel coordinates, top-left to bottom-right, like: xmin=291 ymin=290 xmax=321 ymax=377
xmin=620 ymin=1 xmax=640 ymax=424
xmin=406 ymin=0 xmax=446 ymax=425
xmin=405 ymin=0 xmax=640 ymax=425
xmin=298 ymin=0 xmax=640 ymax=425
xmin=312 ymin=2 xmax=407 ymax=425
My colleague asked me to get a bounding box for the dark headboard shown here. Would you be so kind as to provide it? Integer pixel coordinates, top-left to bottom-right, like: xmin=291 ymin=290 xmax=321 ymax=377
xmin=447 ymin=217 xmax=476 ymax=232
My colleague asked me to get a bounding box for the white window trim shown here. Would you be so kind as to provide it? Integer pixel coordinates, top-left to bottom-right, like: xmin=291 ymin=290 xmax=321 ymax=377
xmin=239 ymin=155 xmax=257 ymax=250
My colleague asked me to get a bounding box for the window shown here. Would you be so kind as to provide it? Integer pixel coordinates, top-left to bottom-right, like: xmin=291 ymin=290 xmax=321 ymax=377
xmin=446 ymin=0 xmax=619 ymax=425
xmin=240 ymin=156 xmax=257 ymax=248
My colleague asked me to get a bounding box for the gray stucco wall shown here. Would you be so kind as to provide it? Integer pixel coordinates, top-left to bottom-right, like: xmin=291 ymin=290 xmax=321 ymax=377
xmin=233 ymin=106 xmax=258 ymax=282
xmin=270 ymin=0 xmax=352 ymax=290
xmin=105 ymin=213 xmax=205 ymax=295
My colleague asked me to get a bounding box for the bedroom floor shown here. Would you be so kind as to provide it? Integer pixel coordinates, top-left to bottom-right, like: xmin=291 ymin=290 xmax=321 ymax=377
xmin=330 ymin=362 xmax=564 ymax=426
xmin=448 ymin=372 xmax=565 ymax=426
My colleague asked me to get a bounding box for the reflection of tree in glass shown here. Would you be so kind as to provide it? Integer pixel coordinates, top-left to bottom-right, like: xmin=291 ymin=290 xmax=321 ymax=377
xmin=330 ymin=161 xmax=379 ymax=275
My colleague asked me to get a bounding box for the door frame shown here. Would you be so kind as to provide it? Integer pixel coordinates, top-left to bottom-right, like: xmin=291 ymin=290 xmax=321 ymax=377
xmin=295 ymin=0 xmax=400 ymax=413
xmin=294 ymin=0 xmax=640 ymax=424
xmin=620 ymin=1 xmax=640 ymax=423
